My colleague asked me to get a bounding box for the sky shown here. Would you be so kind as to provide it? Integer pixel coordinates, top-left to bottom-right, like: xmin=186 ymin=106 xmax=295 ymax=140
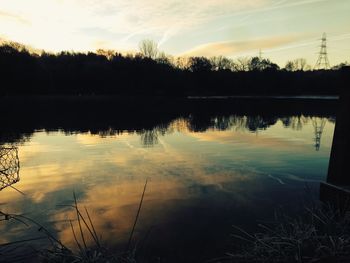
xmin=0 ymin=0 xmax=349 ymax=66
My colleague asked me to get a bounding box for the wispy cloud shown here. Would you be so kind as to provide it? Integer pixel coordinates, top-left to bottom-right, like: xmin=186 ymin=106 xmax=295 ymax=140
xmin=92 ymin=0 xmax=269 ymax=44
xmin=0 ymin=0 xmax=268 ymax=49
xmin=181 ymin=35 xmax=304 ymax=57
xmin=221 ymin=0 xmax=328 ymax=17
xmin=331 ymin=33 xmax=350 ymax=42
xmin=0 ymin=10 xmax=29 ymax=24
xmin=261 ymin=32 xmax=350 ymax=55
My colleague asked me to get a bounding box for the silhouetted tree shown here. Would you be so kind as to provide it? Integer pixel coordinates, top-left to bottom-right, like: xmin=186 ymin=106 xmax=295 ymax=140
xmin=139 ymin=39 xmax=158 ymax=59
xmin=0 ymin=40 xmax=344 ymax=97
xmin=96 ymin=49 xmax=115 ymax=60
xmin=210 ymin=56 xmax=232 ymax=71
xmin=249 ymin=57 xmax=279 ymax=71
xmin=156 ymin=51 xmax=173 ymax=66
xmin=284 ymin=58 xmax=310 ymax=71
xmin=188 ymin=57 xmax=212 ymax=72
xmin=285 ymin=61 xmax=294 ymax=71
xmin=233 ymin=57 xmax=251 ymax=71
xmin=174 ymin=57 xmax=190 ymax=69
xmin=332 ymin=62 xmax=349 ymax=70
xmin=296 ymin=58 xmax=309 ymax=71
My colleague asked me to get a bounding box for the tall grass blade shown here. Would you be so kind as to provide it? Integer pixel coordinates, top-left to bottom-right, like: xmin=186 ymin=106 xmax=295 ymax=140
xmin=126 ymin=178 xmax=148 ymax=252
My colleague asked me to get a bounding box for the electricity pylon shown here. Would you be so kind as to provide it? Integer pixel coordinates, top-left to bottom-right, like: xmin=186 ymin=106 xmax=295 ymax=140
xmin=314 ymin=33 xmax=330 ymax=70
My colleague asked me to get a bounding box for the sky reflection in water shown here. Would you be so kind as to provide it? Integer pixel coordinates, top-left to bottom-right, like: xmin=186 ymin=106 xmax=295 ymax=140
xmin=0 ymin=115 xmax=335 ymax=261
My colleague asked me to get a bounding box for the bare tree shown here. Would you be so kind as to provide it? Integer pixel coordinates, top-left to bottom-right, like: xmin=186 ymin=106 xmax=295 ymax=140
xmin=175 ymin=57 xmax=190 ymax=69
xmin=156 ymin=51 xmax=174 ymax=66
xmin=188 ymin=57 xmax=212 ymax=72
xmin=297 ymin=58 xmax=308 ymax=70
xmin=284 ymin=58 xmax=310 ymax=71
xmin=234 ymin=57 xmax=251 ymax=71
xmin=210 ymin=56 xmax=233 ymax=71
xmin=138 ymin=39 xmax=158 ymax=59
xmin=285 ymin=61 xmax=294 ymax=71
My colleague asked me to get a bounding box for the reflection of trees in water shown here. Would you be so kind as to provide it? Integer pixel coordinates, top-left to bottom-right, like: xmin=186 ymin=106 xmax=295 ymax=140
xmin=246 ymin=116 xmax=278 ymax=132
xmin=189 ymin=115 xmax=329 ymax=133
xmin=281 ymin=116 xmax=328 ymax=151
xmin=212 ymin=116 xmax=248 ymax=131
xmin=168 ymin=118 xmax=190 ymax=133
xmin=140 ymin=130 xmax=159 ymax=147
xmin=203 ymin=115 xmax=286 ymax=132
xmin=185 ymin=115 xmax=278 ymax=133
xmin=138 ymin=115 xmax=333 ymax=149
xmin=281 ymin=116 xmax=332 ymax=131
xmin=0 ymin=132 xmax=31 ymax=146
xmin=97 ymin=129 xmax=124 ymax=137
xmin=281 ymin=116 xmax=309 ymax=130
xmin=0 ymin=114 xmax=334 ymax=149
xmin=209 ymin=115 xmax=278 ymax=132
xmin=0 ymin=146 xmax=20 ymax=191
xmin=138 ymin=125 xmax=168 ymax=147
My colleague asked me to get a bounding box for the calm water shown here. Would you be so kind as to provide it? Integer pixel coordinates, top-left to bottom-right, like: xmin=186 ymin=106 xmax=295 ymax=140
xmin=0 ymin=99 xmax=336 ymax=262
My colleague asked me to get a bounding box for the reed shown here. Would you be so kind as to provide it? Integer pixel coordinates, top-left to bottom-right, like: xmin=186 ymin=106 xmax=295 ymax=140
xmin=0 ymin=180 xmax=148 ymax=262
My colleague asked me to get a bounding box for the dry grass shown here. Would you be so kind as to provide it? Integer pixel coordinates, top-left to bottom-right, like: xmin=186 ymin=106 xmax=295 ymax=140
xmin=212 ymin=202 xmax=350 ymax=263
xmin=1 ymin=199 xmax=135 ymax=263
xmin=0 ymin=180 xmax=148 ymax=263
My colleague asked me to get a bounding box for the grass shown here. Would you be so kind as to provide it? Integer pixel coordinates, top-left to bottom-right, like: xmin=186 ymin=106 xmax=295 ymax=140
xmin=1 ymin=201 xmax=134 ymax=263
xmin=210 ymin=202 xmax=350 ymax=263
xmin=0 ymin=180 xmax=148 ymax=263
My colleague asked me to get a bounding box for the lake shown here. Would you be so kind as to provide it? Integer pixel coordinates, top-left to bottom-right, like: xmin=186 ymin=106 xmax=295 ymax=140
xmin=0 ymin=97 xmax=337 ymax=262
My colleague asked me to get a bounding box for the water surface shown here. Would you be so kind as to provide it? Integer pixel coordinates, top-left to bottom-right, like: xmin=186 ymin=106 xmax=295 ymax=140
xmin=0 ymin=98 xmax=336 ymax=262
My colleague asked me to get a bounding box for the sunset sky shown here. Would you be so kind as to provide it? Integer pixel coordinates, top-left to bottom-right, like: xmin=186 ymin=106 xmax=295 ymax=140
xmin=0 ymin=0 xmax=349 ymax=66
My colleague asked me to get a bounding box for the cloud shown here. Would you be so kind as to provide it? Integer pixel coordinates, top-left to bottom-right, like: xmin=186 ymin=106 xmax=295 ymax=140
xmin=0 ymin=0 xmax=348 ymax=57
xmin=63 ymin=0 xmax=270 ymax=48
xmin=215 ymin=0 xmax=328 ymax=19
xmin=259 ymin=32 xmax=350 ymax=56
xmin=0 ymin=10 xmax=29 ymax=24
xmin=0 ymin=0 xmax=267 ymax=50
xmin=188 ymin=129 xmax=308 ymax=151
xmin=181 ymin=35 xmax=303 ymax=57
xmin=331 ymin=33 xmax=350 ymax=42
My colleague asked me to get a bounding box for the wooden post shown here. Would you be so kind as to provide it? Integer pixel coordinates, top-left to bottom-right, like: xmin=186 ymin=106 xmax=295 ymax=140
xmin=320 ymin=67 xmax=350 ymax=210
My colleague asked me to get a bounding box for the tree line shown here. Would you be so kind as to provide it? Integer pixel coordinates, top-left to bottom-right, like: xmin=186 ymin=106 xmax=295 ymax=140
xmin=0 ymin=39 xmax=349 ymax=96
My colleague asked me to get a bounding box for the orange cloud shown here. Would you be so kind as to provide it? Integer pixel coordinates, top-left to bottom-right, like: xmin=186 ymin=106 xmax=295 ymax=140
xmin=182 ymin=35 xmax=304 ymax=57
